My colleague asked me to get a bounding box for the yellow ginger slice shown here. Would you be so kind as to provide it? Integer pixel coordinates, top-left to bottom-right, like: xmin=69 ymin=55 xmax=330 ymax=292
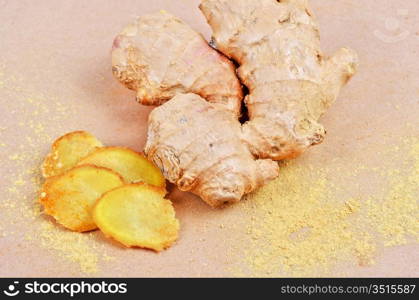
xmin=39 ymin=165 xmax=124 ymax=232
xmin=93 ymin=183 xmax=179 ymax=251
xmin=77 ymin=147 xmax=165 ymax=187
xmin=42 ymin=131 xmax=103 ymax=178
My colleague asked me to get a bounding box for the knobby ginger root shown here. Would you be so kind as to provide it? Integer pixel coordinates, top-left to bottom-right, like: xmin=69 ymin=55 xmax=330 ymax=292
xmin=112 ymin=1 xmax=358 ymax=206
xmin=145 ymin=93 xmax=279 ymax=207
xmin=200 ymin=0 xmax=358 ymax=159
xmin=112 ymin=10 xmax=243 ymax=116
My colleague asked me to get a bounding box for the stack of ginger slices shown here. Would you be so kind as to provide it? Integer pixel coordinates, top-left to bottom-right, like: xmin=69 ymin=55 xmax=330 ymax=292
xmin=39 ymin=131 xmax=179 ymax=252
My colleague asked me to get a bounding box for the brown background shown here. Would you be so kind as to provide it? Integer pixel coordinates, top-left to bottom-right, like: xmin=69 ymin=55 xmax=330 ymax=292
xmin=0 ymin=0 xmax=418 ymax=277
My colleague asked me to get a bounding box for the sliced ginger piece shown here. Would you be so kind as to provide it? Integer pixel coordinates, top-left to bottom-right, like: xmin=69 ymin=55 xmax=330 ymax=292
xmin=77 ymin=147 xmax=165 ymax=187
xmin=39 ymin=165 xmax=124 ymax=232
xmin=42 ymin=131 xmax=103 ymax=178
xmin=93 ymin=183 xmax=179 ymax=251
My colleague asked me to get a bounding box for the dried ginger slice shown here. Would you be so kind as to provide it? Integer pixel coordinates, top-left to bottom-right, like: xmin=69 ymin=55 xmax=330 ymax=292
xmin=42 ymin=131 xmax=103 ymax=178
xmin=39 ymin=165 xmax=124 ymax=232
xmin=77 ymin=147 xmax=165 ymax=187
xmin=93 ymin=183 xmax=179 ymax=251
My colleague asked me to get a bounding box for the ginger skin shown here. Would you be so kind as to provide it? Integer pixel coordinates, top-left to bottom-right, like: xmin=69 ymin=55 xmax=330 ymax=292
xmin=200 ymin=0 xmax=358 ymax=159
xmin=112 ymin=1 xmax=358 ymax=206
xmin=145 ymin=93 xmax=278 ymax=207
xmin=112 ymin=11 xmax=243 ymax=116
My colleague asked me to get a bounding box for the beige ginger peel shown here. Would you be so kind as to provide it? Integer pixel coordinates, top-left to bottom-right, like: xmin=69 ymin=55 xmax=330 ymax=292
xmin=112 ymin=1 xmax=357 ymax=206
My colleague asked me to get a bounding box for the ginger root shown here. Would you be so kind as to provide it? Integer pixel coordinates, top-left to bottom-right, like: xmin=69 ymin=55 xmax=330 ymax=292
xmin=112 ymin=10 xmax=243 ymax=116
xmin=145 ymin=93 xmax=278 ymax=207
xmin=200 ymin=0 xmax=358 ymax=159
xmin=112 ymin=1 xmax=358 ymax=206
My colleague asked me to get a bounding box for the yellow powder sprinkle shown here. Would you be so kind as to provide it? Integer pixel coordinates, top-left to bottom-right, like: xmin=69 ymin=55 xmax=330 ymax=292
xmin=234 ymin=162 xmax=375 ymax=277
xmin=0 ymin=62 xmax=111 ymax=275
xmin=8 ymin=154 xmax=22 ymax=161
xmin=13 ymin=179 xmax=25 ymax=186
xmin=364 ymin=138 xmax=419 ymax=247
xmin=103 ymin=254 xmax=116 ymax=262
xmin=231 ymin=136 xmax=418 ymax=277
xmin=0 ymin=224 xmax=6 ymax=237
xmin=39 ymin=222 xmax=99 ymax=274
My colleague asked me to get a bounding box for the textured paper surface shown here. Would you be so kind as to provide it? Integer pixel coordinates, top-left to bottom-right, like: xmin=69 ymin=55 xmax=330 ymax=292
xmin=0 ymin=0 xmax=418 ymax=277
